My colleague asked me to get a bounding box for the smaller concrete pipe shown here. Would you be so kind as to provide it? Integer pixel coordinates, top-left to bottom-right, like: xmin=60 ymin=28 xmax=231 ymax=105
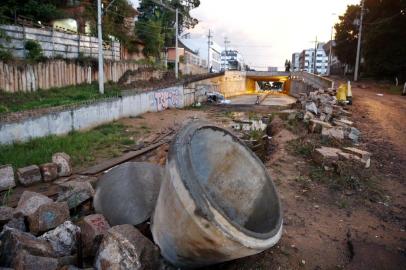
xmin=152 ymin=121 xmax=282 ymax=267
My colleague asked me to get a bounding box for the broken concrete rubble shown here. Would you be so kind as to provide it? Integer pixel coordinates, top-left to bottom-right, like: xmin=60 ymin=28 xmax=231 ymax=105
xmin=13 ymin=250 xmax=59 ymax=270
xmin=15 ymin=191 xmax=53 ymax=216
xmin=305 ymin=101 xmax=318 ymax=115
xmin=309 ymin=119 xmax=333 ymax=133
xmin=348 ymin=127 xmax=361 ymax=144
xmin=94 ymin=224 xmax=160 ymax=270
xmin=4 ymin=213 xmax=27 ymax=232
xmin=17 ymin=165 xmax=42 ymax=186
xmin=57 ymin=180 xmax=95 ymax=209
xmin=78 ymin=214 xmax=110 ymax=257
xmin=94 ymin=162 xmax=164 ymax=226
xmin=40 ymin=163 xmax=59 ymax=182
xmin=52 ymin=153 xmax=72 ymax=177
xmin=342 ymin=147 xmax=371 ymax=168
xmin=0 ymin=227 xmax=55 ymax=267
xmin=27 ymin=202 xmax=70 ymax=235
xmin=0 ymin=206 xmax=14 ymax=226
xmin=0 ymin=165 xmax=16 ymax=192
xmin=40 ymin=221 xmax=80 ymax=257
xmin=322 ymin=127 xmax=345 ymax=141
xmin=312 ymin=146 xmax=342 ymax=166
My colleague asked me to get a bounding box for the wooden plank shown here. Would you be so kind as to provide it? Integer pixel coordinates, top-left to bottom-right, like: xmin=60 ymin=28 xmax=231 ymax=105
xmin=80 ymin=140 xmax=169 ymax=175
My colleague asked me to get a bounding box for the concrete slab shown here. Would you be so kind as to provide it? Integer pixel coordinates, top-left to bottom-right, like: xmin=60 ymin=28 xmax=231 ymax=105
xmin=261 ymin=95 xmax=296 ymax=106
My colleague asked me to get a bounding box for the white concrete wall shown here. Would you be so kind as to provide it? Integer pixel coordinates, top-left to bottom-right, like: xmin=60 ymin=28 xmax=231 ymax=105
xmin=0 ymin=86 xmax=189 ymax=145
xmin=0 ymin=25 xmax=120 ymax=60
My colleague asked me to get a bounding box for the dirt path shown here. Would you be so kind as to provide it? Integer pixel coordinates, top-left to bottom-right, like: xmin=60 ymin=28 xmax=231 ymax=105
xmin=351 ymin=84 xmax=406 ymax=180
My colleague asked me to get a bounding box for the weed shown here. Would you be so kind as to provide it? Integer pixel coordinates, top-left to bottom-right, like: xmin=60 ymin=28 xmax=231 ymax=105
xmin=1 ymin=187 xmax=13 ymax=206
xmin=248 ymin=111 xmax=259 ymax=121
xmin=25 ymin=40 xmax=44 ymax=62
xmin=288 ymin=138 xmax=317 ymax=158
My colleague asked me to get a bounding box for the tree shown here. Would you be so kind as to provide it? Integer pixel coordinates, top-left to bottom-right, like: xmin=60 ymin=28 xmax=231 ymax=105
xmin=136 ymin=0 xmax=200 ymax=58
xmin=362 ymin=0 xmax=406 ymax=80
xmin=334 ymin=0 xmax=406 ymax=80
xmin=334 ymin=4 xmax=360 ymax=68
xmin=0 ymin=0 xmax=64 ymax=23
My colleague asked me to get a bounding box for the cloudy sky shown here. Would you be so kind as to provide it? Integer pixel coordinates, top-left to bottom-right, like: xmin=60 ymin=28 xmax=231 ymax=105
xmin=130 ymin=0 xmax=359 ymax=69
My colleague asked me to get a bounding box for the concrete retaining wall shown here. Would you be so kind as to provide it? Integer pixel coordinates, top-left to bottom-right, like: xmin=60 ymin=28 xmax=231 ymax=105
xmin=0 ymin=24 xmax=120 ymax=60
xmin=0 ymin=85 xmax=188 ymax=145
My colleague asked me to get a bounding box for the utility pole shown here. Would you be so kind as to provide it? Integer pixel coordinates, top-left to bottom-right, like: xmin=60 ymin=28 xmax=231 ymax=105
xmin=312 ymin=36 xmax=318 ymax=74
xmin=207 ymin=29 xmax=212 ymax=72
xmin=354 ymin=0 xmax=365 ymax=82
xmin=175 ymin=8 xmax=179 ymax=79
xmin=97 ymin=0 xmax=104 ymax=94
xmin=328 ymin=27 xmax=333 ymax=76
xmin=224 ymin=37 xmax=230 ymax=53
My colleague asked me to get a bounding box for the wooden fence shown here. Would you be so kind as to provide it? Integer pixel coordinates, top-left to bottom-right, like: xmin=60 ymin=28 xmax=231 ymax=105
xmin=0 ymin=60 xmax=140 ymax=92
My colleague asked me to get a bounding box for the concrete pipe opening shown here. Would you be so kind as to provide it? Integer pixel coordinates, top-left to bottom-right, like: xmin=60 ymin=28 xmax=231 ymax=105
xmin=152 ymin=121 xmax=282 ymax=267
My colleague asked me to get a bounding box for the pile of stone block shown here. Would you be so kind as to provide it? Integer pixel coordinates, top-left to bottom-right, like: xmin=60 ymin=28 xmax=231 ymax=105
xmin=0 ymin=174 xmax=160 ymax=269
xmin=297 ymin=88 xmax=361 ymax=144
xmin=0 ymin=152 xmax=72 ymax=192
xmin=312 ymin=146 xmax=372 ymax=169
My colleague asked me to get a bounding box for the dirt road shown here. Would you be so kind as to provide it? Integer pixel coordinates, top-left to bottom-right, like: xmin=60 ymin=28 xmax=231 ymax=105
xmin=351 ymin=84 xmax=406 ymax=179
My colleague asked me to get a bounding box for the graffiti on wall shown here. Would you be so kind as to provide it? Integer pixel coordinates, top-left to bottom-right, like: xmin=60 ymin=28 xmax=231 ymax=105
xmin=153 ymin=87 xmax=182 ymax=111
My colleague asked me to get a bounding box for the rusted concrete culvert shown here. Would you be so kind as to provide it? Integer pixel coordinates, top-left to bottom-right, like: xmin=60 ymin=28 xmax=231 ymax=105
xmin=152 ymin=121 xmax=283 ymax=267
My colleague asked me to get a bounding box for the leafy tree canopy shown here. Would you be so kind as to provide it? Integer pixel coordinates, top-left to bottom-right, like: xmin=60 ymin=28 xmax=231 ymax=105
xmin=334 ymin=0 xmax=406 ymax=79
xmin=136 ymin=0 xmax=200 ymax=58
xmin=0 ymin=0 xmax=65 ymax=23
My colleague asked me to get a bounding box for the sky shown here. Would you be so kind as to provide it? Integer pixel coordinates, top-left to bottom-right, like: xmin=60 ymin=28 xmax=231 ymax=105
xmin=130 ymin=0 xmax=360 ymax=70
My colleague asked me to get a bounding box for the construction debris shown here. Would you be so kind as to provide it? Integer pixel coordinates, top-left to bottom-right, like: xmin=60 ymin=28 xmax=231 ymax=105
xmin=40 ymin=163 xmax=59 ymax=182
xmin=94 ymin=162 xmax=164 ymax=226
xmin=15 ymin=191 xmax=53 ymax=217
xmin=27 ymin=202 xmax=70 ymax=235
xmin=78 ymin=214 xmax=110 ymax=257
xmin=52 ymin=153 xmax=73 ymax=177
xmin=0 ymin=165 xmax=16 ymax=191
xmin=94 ymin=224 xmax=160 ymax=270
xmin=39 ymin=221 xmax=80 ymax=256
xmin=17 ymin=165 xmax=42 ymax=186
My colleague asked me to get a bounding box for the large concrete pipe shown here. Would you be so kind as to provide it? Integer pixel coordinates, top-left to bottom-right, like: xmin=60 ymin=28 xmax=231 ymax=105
xmin=94 ymin=162 xmax=164 ymax=226
xmin=152 ymin=121 xmax=282 ymax=267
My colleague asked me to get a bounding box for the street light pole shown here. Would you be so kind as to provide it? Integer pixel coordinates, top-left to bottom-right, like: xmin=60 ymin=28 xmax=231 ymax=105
xmin=97 ymin=0 xmax=104 ymax=94
xmin=354 ymin=0 xmax=365 ymax=82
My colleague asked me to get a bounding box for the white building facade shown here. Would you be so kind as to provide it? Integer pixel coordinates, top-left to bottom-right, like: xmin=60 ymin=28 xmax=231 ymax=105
xmin=180 ymin=37 xmax=222 ymax=73
xmin=295 ymin=43 xmax=329 ymax=75
xmin=220 ymin=50 xmax=245 ymax=71
xmin=291 ymin=53 xmax=300 ymax=71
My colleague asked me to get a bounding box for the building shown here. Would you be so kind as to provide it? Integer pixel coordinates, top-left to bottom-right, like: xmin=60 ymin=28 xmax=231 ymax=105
xmin=291 ymin=53 xmax=300 ymax=71
xmin=166 ymin=40 xmax=206 ymax=75
xmin=267 ymin=67 xmax=278 ymax=72
xmin=296 ymin=43 xmax=329 ymax=75
xmin=221 ymin=49 xmax=245 ymax=71
xmin=179 ymin=37 xmax=222 ymax=73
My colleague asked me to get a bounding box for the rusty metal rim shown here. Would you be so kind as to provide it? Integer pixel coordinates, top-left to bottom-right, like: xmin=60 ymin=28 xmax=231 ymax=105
xmin=170 ymin=121 xmax=282 ymax=241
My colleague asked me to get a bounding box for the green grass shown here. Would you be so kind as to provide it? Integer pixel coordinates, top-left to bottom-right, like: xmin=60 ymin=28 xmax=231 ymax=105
xmin=0 ymin=122 xmax=136 ymax=169
xmin=0 ymin=83 xmax=122 ymax=114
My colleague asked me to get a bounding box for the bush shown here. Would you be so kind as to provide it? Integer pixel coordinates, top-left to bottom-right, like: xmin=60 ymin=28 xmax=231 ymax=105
xmin=0 ymin=45 xmax=12 ymax=62
xmin=25 ymin=40 xmax=44 ymax=62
